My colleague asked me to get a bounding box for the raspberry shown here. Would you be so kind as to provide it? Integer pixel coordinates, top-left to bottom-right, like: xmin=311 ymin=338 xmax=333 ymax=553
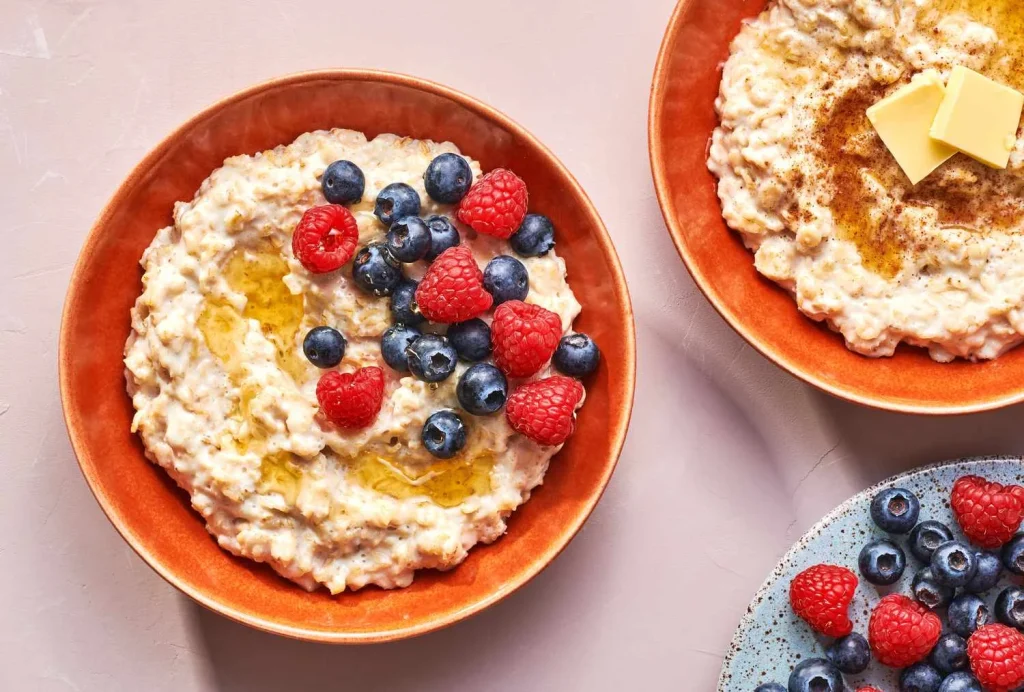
xmin=869 ymin=594 xmax=942 ymax=667
xmin=789 ymin=564 xmax=857 ymax=638
xmin=291 ymin=204 xmax=359 ymax=274
xmin=951 ymin=475 xmax=1024 ymax=549
xmin=505 ymin=375 xmax=584 ymax=446
xmin=456 ymin=168 xmax=528 ymax=239
xmin=315 ymin=367 xmax=385 ymax=429
xmin=414 ymin=246 xmax=493 ymax=323
xmin=491 ymin=300 xmax=562 ymax=378
xmin=969 ymin=624 xmax=1024 ymax=692
xmin=856 ymin=688 xmax=883 ymax=692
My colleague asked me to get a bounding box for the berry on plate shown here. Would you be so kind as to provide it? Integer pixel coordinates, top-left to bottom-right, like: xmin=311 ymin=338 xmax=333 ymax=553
xmin=912 ymin=567 xmax=954 ymax=609
xmin=386 ymin=216 xmax=432 ymax=263
xmin=859 ymin=539 xmax=906 ymax=585
xmin=826 ymin=632 xmax=871 ymax=674
xmin=292 ymin=204 xmax=360 ymax=273
xmin=1002 ymin=533 xmax=1024 ymax=575
xmin=352 ymin=243 xmax=403 ymax=296
xmin=857 ymin=688 xmax=885 ymax=692
xmin=910 ymin=520 xmax=955 ymax=563
xmin=754 ymin=685 xmax=785 ymax=692
xmin=415 ymin=246 xmax=493 ymax=324
xmin=374 ymin=182 xmax=421 ymax=226
xmin=968 ymin=623 xmax=1024 ymax=692
xmin=948 ymin=594 xmax=992 ymax=638
xmin=870 ymin=487 xmax=920 ymax=534
xmin=456 ymin=168 xmax=528 ymax=239
xmin=483 ymin=255 xmax=529 ymax=305
xmin=937 ymin=672 xmax=982 ymax=692
xmin=788 ymin=659 xmax=843 ymax=692
xmin=302 ymin=326 xmax=346 ymax=368
xmin=456 ymin=363 xmax=508 ymax=416
xmin=510 ymin=213 xmax=555 ymax=257
xmin=447 ymin=318 xmax=492 ymax=362
xmin=995 ymin=586 xmax=1024 ymax=630
xmin=321 ymin=159 xmax=365 ymax=205
xmin=965 ymin=551 xmax=1003 ymax=593
xmin=421 ymin=410 xmax=467 ymax=459
xmin=505 ymin=375 xmax=584 ymax=446
xmin=389 ymin=279 xmax=424 ymax=327
xmin=788 ymin=564 xmax=858 ymax=638
xmin=931 ymin=541 xmax=978 ymax=587
xmin=930 ymin=633 xmax=969 ymax=675
xmin=553 ymin=333 xmax=601 ymax=378
xmin=491 ymin=300 xmax=562 ymax=378
xmin=316 ymin=367 xmax=385 ymax=429
xmin=951 ymin=475 xmax=1024 ymax=549
xmin=424 ymin=153 xmax=473 ymax=204
xmin=869 ymin=594 xmax=942 ymax=667
xmin=381 ymin=324 xmax=421 ymax=372
xmin=406 ymin=334 xmax=458 ymax=383
xmin=424 ymin=215 xmax=461 ymax=261
xmin=900 ymin=662 xmax=943 ymax=692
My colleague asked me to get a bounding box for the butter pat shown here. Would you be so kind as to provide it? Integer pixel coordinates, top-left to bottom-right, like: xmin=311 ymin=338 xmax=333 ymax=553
xmin=930 ymin=65 xmax=1024 ymax=169
xmin=867 ymin=71 xmax=957 ymax=185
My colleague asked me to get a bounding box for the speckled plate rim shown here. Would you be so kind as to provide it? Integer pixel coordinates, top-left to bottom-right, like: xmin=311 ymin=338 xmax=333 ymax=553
xmin=716 ymin=454 xmax=1024 ymax=690
xmin=58 ymin=68 xmax=637 ymax=644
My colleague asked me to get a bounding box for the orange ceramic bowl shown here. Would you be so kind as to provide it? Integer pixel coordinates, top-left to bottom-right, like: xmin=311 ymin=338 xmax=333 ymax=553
xmin=649 ymin=0 xmax=1024 ymax=415
xmin=60 ymin=69 xmax=635 ymax=643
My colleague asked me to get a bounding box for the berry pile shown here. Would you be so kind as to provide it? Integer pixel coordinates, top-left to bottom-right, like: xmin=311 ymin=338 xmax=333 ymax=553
xmin=291 ymin=153 xmax=601 ymax=458
xmin=759 ymin=475 xmax=1024 ymax=692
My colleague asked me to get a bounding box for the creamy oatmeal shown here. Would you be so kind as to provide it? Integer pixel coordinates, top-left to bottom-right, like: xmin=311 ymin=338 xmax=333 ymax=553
xmin=708 ymin=0 xmax=1024 ymax=361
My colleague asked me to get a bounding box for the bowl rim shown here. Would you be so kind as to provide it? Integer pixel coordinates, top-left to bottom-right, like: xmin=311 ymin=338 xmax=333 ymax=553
xmin=59 ymin=67 xmax=637 ymax=643
xmin=647 ymin=0 xmax=1024 ymax=416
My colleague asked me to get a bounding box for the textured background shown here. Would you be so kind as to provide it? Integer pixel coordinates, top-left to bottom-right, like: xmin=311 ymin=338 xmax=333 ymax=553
xmin=2 ymin=0 xmax=1024 ymax=689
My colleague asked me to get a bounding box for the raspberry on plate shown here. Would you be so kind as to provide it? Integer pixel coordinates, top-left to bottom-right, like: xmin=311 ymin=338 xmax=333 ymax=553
xmin=856 ymin=688 xmax=884 ymax=692
xmin=291 ymin=204 xmax=359 ymax=274
xmin=869 ymin=593 xmax=942 ymax=667
xmin=456 ymin=168 xmax=528 ymax=239
xmin=491 ymin=300 xmax=562 ymax=378
xmin=505 ymin=375 xmax=584 ymax=446
xmin=415 ymin=246 xmax=493 ymax=323
xmin=951 ymin=475 xmax=1024 ymax=549
xmin=788 ymin=564 xmax=858 ymax=638
xmin=968 ymin=624 xmax=1024 ymax=692
xmin=315 ymin=367 xmax=385 ymax=429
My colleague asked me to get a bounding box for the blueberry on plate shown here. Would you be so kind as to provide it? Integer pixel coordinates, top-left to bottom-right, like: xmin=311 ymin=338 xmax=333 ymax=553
xmin=787 ymin=658 xmax=842 ymax=692
xmin=858 ymin=539 xmax=906 ymax=585
xmin=447 ymin=319 xmax=491 ymax=362
xmin=381 ymin=324 xmax=421 ymax=372
xmin=510 ymin=213 xmax=555 ymax=257
xmin=352 ymin=243 xmax=403 ymax=296
xmin=910 ymin=520 xmax=955 ymax=563
xmin=825 ymin=632 xmax=870 ymax=675
xmin=406 ymin=334 xmax=458 ymax=382
xmin=424 ymin=215 xmax=461 ymax=261
xmin=937 ymin=672 xmax=982 ymax=692
xmin=421 ymin=410 xmax=467 ymax=459
xmin=931 ymin=541 xmax=978 ymax=587
xmin=900 ymin=662 xmax=943 ymax=692
xmin=870 ymin=487 xmax=921 ymax=534
xmin=386 ymin=216 xmax=432 ymax=263
xmin=374 ymin=183 xmax=421 ymax=226
xmin=912 ymin=567 xmax=954 ymax=609
xmin=482 ymin=255 xmax=529 ymax=305
xmin=930 ymin=633 xmax=968 ymax=675
xmin=389 ymin=279 xmax=424 ymax=327
xmin=321 ymin=160 xmax=365 ymax=205
xmin=302 ymin=326 xmax=346 ymax=368
xmin=754 ymin=685 xmax=786 ymax=692
xmin=948 ymin=593 xmax=991 ymax=638
xmin=996 ymin=586 xmax=1024 ymax=629
xmin=424 ymin=153 xmax=473 ymax=204
xmin=965 ymin=551 xmax=1003 ymax=593
xmin=553 ymin=333 xmax=601 ymax=377
xmin=456 ymin=363 xmax=508 ymax=416
xmin=1002 ymin=533 xmax=1024 ymax=575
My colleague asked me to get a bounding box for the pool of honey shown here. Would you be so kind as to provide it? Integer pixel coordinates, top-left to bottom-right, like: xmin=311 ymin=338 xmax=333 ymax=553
xmin=937 ymin=0 xmax=1024 ymax=89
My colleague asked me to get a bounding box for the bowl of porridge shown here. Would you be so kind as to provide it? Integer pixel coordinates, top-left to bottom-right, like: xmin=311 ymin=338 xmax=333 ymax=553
xmin=650 ymin=0 xmax=1024 ymax=414
xmin=60 ymin=70 xmax=635 ymax=642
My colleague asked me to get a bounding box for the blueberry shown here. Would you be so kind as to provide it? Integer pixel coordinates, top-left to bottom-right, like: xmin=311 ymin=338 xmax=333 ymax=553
xmin=390 ymin=279 xmax=425 ymax=327
xmin=456 ymin=363 xmax=508 ymax=416
xmin=912 ymin=567 xmax=954 ymax=609
xmin=321 ymin=160 xmax=365 ymax=205
xmin=553 ymin=333 xmax=601 ymax=377
xmin=424 ymin=153 xmax=472 ymax=204
xmin=826 ymin=632 xmax=870 ymax=674
xmin=930 ymin=633 xmax=968 ymax=675
xmin=352 ymin=243 xmax=403 ymax=296
xmin=900 ymin=662 xmax=943 ymax=692
xmin=938 ymin=672 xmax=982 ymax=692
xmin=421 ymin=410 xmax=467 ymax=459
xmin=910 ymin=521 xmax=955 ymax=562
xmin=381 ymin=324 xmax=421 ymax=372
xmin=385 ymin=216 xmax=431 ymax=263
xmin=755 ymin=685 xmax=786 ymax=692
xmin=787 ymin=658 xmax=842 ymax=692
xmin=447 ymin=319 xmax=492 ymax=362
xmin=858 ymin=539 xmax=906 ymax=585
xmin=996 ymin=586 xmax=1024 ymax=629
xmin=302 ymin=326 xmax=346 ymax=368
xmin=931 ymin=541 xmax=978 ymax=587
xmin=424 ymin=215 xmax=461 ymax=261
xmin=1002 ymin=533 xmax=1024 ymax=575
xmin=406 ymin=334 xmax=457 ymax=382
xmin=482 ymin=255 xmax=529 ymax=305
xmin=510 ymin=213 xmax=556 ymax=257
xmin=374 ymin=183 xmax=420 ymax=226
xmin=870 ymin=487 xmax=921 ymax=534
xmin=948 ymin=593 xmax=991 ymax=638
xmin=965 ymin=551 xmax=1003 ymax=593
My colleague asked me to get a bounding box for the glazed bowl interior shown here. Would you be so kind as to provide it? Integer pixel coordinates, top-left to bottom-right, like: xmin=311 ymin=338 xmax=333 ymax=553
xmin=649 ymin=0 xmax=1024 ymax=414
xmin=60 ymin=70 xmax=635 ymax=642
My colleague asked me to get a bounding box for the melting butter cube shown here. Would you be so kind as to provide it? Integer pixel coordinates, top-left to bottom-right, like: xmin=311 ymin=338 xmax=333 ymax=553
xmin=867 ymin=71 xmax=957 ymax=185
xmin=930 ymin=66 xmax=1024 ymax=169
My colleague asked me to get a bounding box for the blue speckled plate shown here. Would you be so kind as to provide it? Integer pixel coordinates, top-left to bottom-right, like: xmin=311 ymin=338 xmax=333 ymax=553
xmin=719 ymin=456 xmax=1024 ymax=691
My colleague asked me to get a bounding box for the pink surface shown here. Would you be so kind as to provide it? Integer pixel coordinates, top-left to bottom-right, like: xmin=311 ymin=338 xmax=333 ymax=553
xmin=3 ymin=0 xmax=1024 ymax=689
